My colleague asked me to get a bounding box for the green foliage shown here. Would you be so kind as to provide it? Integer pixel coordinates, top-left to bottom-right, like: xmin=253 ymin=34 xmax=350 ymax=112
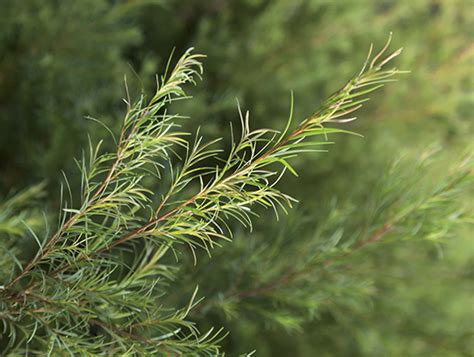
xmin=0 ymin=0 xmax=153 ymax=192
xmin=0 ymin=38 xmax=417 ymax=355
xmin=182 ymin=148 xmax=472 ymax=355
xmin=0 ymin=1 xmax=472 ymax=355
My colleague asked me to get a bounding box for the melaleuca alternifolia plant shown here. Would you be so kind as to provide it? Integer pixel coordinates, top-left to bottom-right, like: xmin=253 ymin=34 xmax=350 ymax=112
xmin=0 ymin=37 xmax=457 ymax=355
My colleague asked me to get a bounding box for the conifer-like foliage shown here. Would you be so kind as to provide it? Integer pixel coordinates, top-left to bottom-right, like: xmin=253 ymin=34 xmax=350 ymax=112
xmin=0 ymin=37 xmax=471 ymax=355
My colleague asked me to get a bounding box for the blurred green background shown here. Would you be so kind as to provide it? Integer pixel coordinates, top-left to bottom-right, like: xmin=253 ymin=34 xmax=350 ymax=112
xmin=0 ymin=0 xmax=472 ymax=355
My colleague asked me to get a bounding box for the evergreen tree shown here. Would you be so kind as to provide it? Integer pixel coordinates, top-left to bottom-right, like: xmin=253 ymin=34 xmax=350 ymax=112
xmin=0 ymin=1 xmax=472 ymax=355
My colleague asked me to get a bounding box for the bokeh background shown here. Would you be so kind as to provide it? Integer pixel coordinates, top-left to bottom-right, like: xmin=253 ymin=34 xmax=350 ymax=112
xmin=0 ymin=0 xmax=472 ymax=355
